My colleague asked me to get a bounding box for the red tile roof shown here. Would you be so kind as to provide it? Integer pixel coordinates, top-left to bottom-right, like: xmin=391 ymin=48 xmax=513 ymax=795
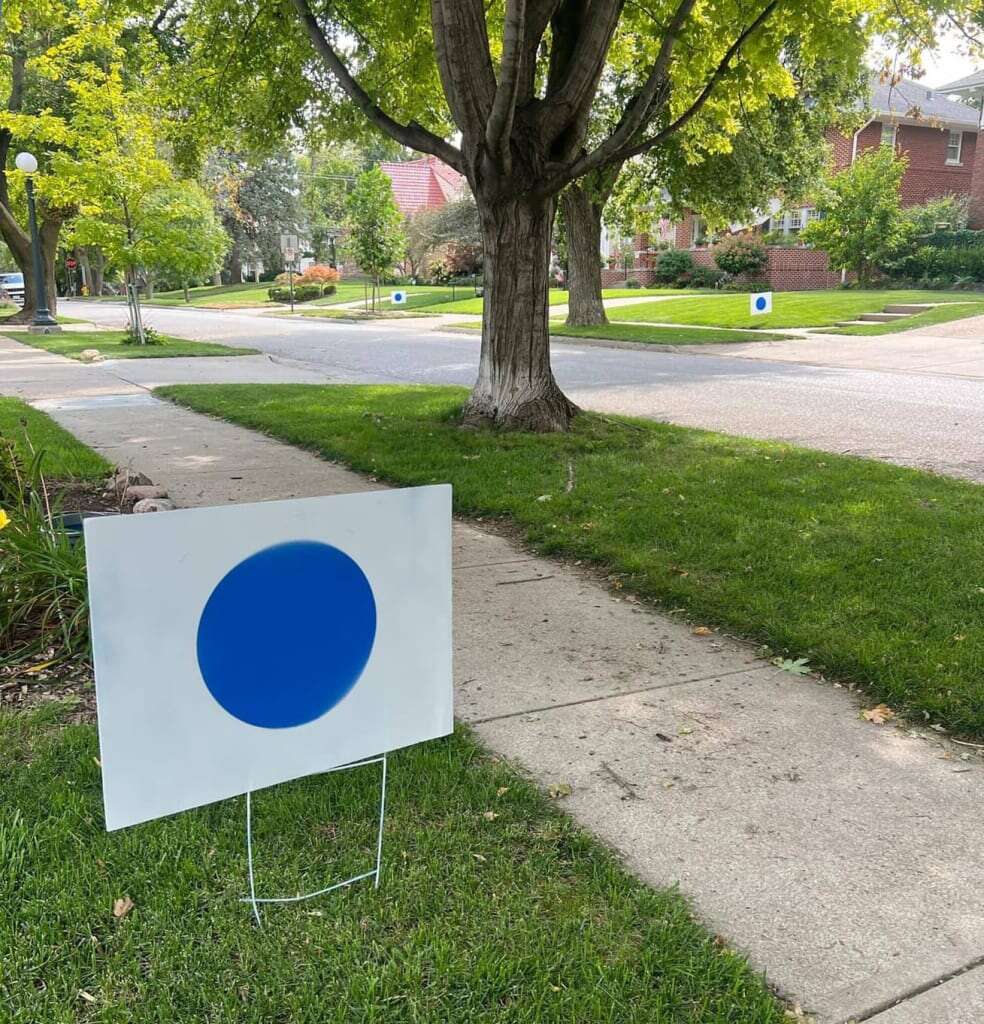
xmin=380 ymin=156 xmax=466 ymax=216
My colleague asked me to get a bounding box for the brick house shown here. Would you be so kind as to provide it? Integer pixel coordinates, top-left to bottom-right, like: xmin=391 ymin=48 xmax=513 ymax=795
xmin=608 ymin=75 xmax=984 ymax=290
xmin=380 ymin=155 xmax=467 ymax=217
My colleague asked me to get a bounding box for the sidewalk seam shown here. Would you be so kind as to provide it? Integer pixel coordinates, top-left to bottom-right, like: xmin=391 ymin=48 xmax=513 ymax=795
xmin=468 ymin=664 xmax=765 ymax=724
xmin=852 ymin=954 xmax=984 ymax=1023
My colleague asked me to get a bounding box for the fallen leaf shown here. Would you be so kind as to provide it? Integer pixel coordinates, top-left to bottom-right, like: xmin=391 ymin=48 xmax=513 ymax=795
xmin=472 ymin=853 xmax=487 ymax=863
xmin=482 ymin=811 xmax=499 ymax=821
xmin=774 ymin=657 xmax=811 ymax=676
xmin=691 ymin=626 xmax=713 ymax=636
xmin=78 ymin=991 xmax=97 ymax=1004
xmin=112 ymin=896 xmax=134 ymax=919
xmin=670 ymin=566 xmax=690 ymax=577
xmin=548 ymin=783 xmax=572 ymax=799
xmin=495 ymin=786 xmax=509 ymax=797
xmin=24 ymin=660 xmax=57 ymax=675
xmin=862 ymin=704 xmax=895 ymax=725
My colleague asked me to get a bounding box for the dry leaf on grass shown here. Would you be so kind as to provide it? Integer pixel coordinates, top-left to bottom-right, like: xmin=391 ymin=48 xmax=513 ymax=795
xmin=482 ymin=811 xmax=499 ymax=821
xmin=495 ymin=786 xmax=509 ymax=797
xmin=548 ymin=783 xmax=572 ymax=799
xmin=112 ymin=896 xmax=134 ymax=919
xmin=691 ymin=626 xmax=714 ymax=636
xmin=472 ymin=853 xmax=487 ymax=863
xmin=78 ymin=991 xmax=97 ymax=1004
xmin=862 ymin=704 xmax=895 ymax=725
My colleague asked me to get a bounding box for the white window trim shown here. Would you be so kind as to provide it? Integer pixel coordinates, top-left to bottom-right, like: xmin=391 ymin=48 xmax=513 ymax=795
xmin=880 ymin=123 xmax=897 ymax=149
xmin=946 ymin=130 xmax=963 ymax=166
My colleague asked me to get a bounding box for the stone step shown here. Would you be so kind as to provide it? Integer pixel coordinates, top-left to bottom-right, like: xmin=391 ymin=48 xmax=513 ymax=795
xmin=857 ymin=312 xmax=910 ymax=322
xmin=883 ymin=303 xmax=934 ymax=314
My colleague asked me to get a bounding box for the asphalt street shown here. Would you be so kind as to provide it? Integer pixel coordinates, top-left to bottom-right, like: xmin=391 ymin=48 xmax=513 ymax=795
xmin=68 ymin=299 xmax=984 ymax=481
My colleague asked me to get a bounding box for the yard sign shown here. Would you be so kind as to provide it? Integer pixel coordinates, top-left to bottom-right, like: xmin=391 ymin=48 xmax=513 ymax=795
xmin=750 ymin=291 xmax=772 ymax=315
xmin=84 ymin=486 xmax=453 ymax=831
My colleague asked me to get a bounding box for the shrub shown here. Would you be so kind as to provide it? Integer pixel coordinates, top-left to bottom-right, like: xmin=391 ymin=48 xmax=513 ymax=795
xmin=720 ymin=278 xmax=770 ymax=293
xmin=625 ymin=278 xmax=642 ymax=288
xmin=0 ymin=440 xmax=91 ymax=668
xmin=689 ymin=265 xmax=726 ymax=288
xmin=713 ymin=237 xmax=768 ymax=276
xmin=121 ymin=323 xmax=166 ymax=346
xmin=267 ymin=283 xmax=322 ymax=303
xmin=298 ymin=264 xmax=341 ymax=285
xmin=654 ymin=248 xmax=693 ymax=284
xmin=890 ymin=243 xmax=984 ymax=283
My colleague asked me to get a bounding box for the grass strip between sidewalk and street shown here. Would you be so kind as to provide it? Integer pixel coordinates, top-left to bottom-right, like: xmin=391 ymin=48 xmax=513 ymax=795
xmin=818 ymin=300 xmax=984 ymax=335
xmin=550 ymin=323 xmax=796 ymax=345
xmin=0 ymin=397 xmax=110 ymax=478
xmin=160 ymin=383 xmax=984 ymax=739
xmin=11 ymin=330 xmax=257 ymax=360
xmin=1 ymin=405 xmax=786 ymax=1024
xmin=447 ymin=322 xmax=796 ymax=345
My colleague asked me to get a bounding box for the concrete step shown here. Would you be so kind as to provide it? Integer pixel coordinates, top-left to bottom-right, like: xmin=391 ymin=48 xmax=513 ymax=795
xmin=857 ymin=312 xmax=910 ymax=322
xmin=883 ymin=304 xmax=934 ymax=314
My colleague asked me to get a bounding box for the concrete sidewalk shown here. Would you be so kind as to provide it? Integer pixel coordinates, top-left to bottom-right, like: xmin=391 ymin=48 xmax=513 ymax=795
xmin=3 ymin=336 xmax=984 ymax=1023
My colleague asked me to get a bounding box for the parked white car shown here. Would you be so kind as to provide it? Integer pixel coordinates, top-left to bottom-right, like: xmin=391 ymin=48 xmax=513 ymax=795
xmin=0 ymin=272 xmax=25 ymax=305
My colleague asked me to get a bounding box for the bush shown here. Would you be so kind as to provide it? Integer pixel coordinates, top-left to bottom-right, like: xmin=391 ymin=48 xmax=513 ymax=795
xmin=267 ymin=283 xmax=322 ymax=303
xmin=298 ymin=264 xmax=341 ymax=285
xmin=625 ymin=278 xmax=643 ymax=288
xmin=688 ymin=265 xmax=726 ymax=288
xmin=121 ymin=323 xmax=166 ymax=346
xmin=654 ymin=248 xmax=693 ymax=284
xmin=890 ymin=243 xmax=984 ymax=283
xmin=0 ymin=440 xmax=90 ymax=668
xmin=713 ymin=237 xmax=768 ymax=277
xmin=720 ymin=278 xmax=770 ymax=293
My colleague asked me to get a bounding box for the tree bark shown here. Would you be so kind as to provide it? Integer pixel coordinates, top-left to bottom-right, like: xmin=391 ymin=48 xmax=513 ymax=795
xmin=228 ymin=242 xmax=243 ymax=285
xmin=561 ymin=182 xmax=607 ymax=326
xmin=463 ymin=194 xmax=578 ymax=431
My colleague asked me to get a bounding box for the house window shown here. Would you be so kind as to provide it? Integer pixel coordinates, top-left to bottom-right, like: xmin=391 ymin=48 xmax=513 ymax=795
xmin=947 ymin=130 xmax=963 ymax=165
xmin=787 ymin=209 xmax=803 ymax=234
xmin=692 ymin=217 xmax=707 ymax=246
xmin=880 ymin=123 xmax=897 ymax=149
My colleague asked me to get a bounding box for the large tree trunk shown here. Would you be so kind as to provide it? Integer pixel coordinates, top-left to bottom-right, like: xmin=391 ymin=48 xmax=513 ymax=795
xmin=463 ymin=194 xmax=578 ymax=431
xmin=2 ymin=214 xmax=61 ymax=322
xmin=228 ymin=242 xmax=244 ymax=285
xmin=561 ymin=183 xmax=607 ymax=326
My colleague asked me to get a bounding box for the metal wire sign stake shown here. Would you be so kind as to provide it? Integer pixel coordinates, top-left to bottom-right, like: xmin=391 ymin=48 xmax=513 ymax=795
xmin=242 ymin=754 xmax=388 ymax=927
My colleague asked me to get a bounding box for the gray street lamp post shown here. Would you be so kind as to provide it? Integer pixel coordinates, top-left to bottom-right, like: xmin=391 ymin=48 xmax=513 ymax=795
xmin=15 ymin=152 xmax=60 ymax=333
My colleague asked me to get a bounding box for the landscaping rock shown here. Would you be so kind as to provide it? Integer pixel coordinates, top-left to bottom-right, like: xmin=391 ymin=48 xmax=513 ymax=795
xmin=78 ymin=349 xmax=103 ymax=363
xmin=106 ymin=469 xmax=153 ymax=491
xmin=123 ymin=484 xmax=169 ymax=504
xmin=132 ymin=497 xmax=176 ymax=513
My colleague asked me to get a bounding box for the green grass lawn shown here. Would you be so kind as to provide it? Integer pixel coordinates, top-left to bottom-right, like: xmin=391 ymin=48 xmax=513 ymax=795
xmin=161 ymin=383 xmax=984 ymax=739
xmin=820 ymin=299 xmax=984 ymax=335
xmin=3 ymin=711 xmax=785 ymax=1024
xmin=415 ymin=287 xmax=700 ymax=315
xmin=0 ymin=397 xmax=110 ymax=478
xmin=608 ymin=289 xmax=977 ymax=330
xmin=14 ymin=330 xmax=257 ymax=360
xmin=130 ymin=283 xmax=277 ymax=308
xmin=546 ymin=323 xmax=796 ymax=345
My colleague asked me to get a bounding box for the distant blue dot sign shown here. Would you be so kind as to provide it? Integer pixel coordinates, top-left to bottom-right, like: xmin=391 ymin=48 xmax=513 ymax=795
xmin=391 ymin=290 xmax=407 ymax=305
xmin=196 ymin=541 xmax=376 ymax=729
xmin=750 ymin=291 xmax=772 ymax=316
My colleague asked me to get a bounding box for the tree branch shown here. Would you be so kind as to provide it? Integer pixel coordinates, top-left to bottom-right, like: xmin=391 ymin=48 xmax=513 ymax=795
xmin=289 ymin=0 xmax=464 ymax=171
xmin=561 ymin=1 xmax=778 ymax=185
xmin=485 ymin=0 xmax=527 ymax=172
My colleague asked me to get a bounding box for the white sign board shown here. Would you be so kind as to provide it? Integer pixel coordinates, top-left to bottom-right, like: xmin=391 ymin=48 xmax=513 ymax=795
xmin=391 ymin=290 xmax=407 ymax=305
xmin=84 ymin=486 xmax=453 ymax=831
xmin=750 ymin=291 xmax=772 ymax=315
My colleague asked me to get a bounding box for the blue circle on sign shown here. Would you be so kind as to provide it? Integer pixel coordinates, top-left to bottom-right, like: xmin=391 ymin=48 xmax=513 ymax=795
xmin=755 ymin=296 xmax=767 ymax=311
xmin=196 ymin=541 xmax=376 ymax=729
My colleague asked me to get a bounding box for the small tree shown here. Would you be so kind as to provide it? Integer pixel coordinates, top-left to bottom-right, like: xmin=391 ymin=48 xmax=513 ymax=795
xmin=801 ymin=147 xmax=911 ymax=287
xmin=344 ymin=168 xmax=406 ymax=310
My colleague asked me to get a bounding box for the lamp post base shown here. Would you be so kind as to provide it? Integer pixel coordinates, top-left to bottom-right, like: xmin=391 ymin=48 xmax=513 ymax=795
xmin=28 ymin=323 xmax=62 ymax=334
